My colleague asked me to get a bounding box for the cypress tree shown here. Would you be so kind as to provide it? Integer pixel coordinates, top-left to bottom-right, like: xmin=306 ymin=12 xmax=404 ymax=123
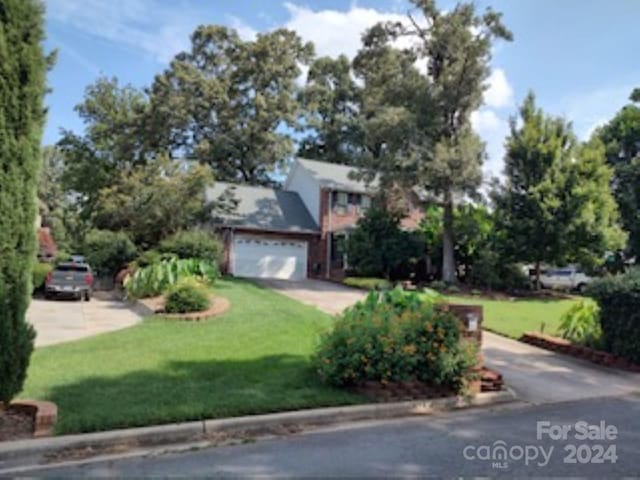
xmin=0 ymin=0 xmax=48 ymax=405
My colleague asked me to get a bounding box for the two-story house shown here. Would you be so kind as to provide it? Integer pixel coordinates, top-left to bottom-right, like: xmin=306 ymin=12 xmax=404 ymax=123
xmin=207 ymin=158 xmax=424 ymax=281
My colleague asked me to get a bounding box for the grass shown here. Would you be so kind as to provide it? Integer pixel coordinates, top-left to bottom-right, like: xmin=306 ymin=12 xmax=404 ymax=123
xmin=443 ymin=294 xmax=580 ymax=339
xmin=21 ymin=278 xmax=363 ymax=435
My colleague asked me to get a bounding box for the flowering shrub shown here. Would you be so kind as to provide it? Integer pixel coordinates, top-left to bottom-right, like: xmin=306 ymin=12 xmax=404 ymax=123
xmin=313 ymin=288 xmax=477 ymax=391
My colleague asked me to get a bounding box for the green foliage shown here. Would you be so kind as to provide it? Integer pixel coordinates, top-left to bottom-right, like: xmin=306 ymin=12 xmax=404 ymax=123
xmin=164 ymin=278 xmax=210 ymax=314
xmin=158 ymin=230 xmax=222 ymax=264
xmin=93 ymin=157 xmax=221 ymax=248
xmin=597 ymin=89 xmax=640 ymax=258
xmin=587 ymin=268 xmax=640 ymax=363
xmin=343 ymin=277 xmax=391 ymax=291
xmin=468 ymin=250 xmax=530 ymax=291
xmin=0 ymin=0 xmax=48 ymax=404
xmin=32 ymin=263 xmax=53 ymax=293
xmin=453 ymin=204 xmax=493 ymax=277
xmin=124 ymin=258 xmax=219 ymax=299
xmin=298 ymin=55 xmax=363 ymax=164
xmin=149 ymin=26 xmax=314 ymax=184
xmin=347 ymin=206 xmax=424 ymax=278
xmin=38 ymin=146 xmax=70 ymax=251
xmin=494 ymin=93 xmax=626 ymax=278
xmin=557 ymin=299 xmax=602 ymax=348
xmin=314 ymin=289 xmax=477 ymax=390
xmin=83 ymin=229 xmax=137 ymax=277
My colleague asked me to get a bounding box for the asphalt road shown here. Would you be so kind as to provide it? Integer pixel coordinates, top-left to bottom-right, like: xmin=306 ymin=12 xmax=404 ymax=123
xmin=36 ymin=394 xmax=640 ymax=477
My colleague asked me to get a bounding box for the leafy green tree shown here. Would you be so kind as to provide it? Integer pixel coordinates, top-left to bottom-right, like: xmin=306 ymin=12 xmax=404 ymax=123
xmin=158 ymin=230 xmax=223 ymax=264
xmin=58 ymin=77 xmax=150 ymax=219
xmin=354 ymin=0 xmax=512 ymax=283
xmin=38 ymin=146 xmax=70 ymax=251
xmin=83 ymin=229 xmax=137 ymax=277
xmin=149 ymin=26 xmax=314 ymax=184
xmin=298 ymin=55 xmax=363 ymax=164
xmin=347 ymin=206 xmax=424 ymax=279
xmin=453 ymin=204 xmax=493 ymax=281
xmin=0 ymin=0 xmax=49 ymax=405
xmin=494 ymin=93 xmax=626 ymax=287
xmin=92 ymin=157 xmax=233 ymax=248
xmin=597 ymin=88 xmax=640 ymax=258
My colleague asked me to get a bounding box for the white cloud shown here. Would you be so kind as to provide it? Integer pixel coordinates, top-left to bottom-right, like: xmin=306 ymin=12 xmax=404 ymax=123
xmin=227 ymin=15 xmax=258 ymax=41
xmin=484 ymin=68 xmax=514 ymax=109
xmin=471 ymin=108 xmax=510 ymax=179
xmin=47 ymin=0 xmax=200 ymax=63
xmin=283 ymin=2 xmax=406 ymax=60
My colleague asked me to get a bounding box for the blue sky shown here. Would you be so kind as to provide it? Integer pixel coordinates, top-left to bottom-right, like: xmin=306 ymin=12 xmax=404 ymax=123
xmin=44 ymin=0 xmax=640 ymax=177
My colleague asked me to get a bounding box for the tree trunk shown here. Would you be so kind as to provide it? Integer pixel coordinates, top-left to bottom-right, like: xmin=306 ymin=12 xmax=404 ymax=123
xmin=442 ymin=191 xmax=456 ymax=284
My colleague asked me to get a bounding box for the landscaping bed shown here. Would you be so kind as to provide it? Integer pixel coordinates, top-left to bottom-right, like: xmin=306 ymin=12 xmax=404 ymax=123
xmin=139 ymin=294 xmax=231 ymax=320
xmin=521 ymin=332 xmax=640 ymax=372
xmin=0 ymin=406 xmax=33 ymax=442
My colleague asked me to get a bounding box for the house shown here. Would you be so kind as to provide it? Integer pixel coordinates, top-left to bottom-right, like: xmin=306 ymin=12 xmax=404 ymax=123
xmin=207 ymin=158 xmax=424 ymax=281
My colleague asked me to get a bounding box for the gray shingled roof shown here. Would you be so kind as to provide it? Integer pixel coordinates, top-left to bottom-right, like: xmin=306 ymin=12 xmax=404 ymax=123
xmin=206 ymin=183 xmax=319 ymax=234
xmin=296 ymin=158 xmax=378 ymax=194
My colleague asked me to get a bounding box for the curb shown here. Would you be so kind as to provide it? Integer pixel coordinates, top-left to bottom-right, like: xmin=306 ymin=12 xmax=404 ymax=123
xmin=0 ymin=390 xmax=515 ymax=471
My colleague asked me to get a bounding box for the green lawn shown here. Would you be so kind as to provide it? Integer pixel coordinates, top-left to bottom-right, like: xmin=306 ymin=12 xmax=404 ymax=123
xmin=22 ymin=279 xmax=363 ymax=435
xmin=443 ymin=294 xmax=580 ymax=339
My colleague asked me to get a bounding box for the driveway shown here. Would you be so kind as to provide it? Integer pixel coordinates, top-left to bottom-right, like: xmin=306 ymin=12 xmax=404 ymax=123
xmin=262 ymin=278 xmax=640 ymax=404
xmin=27 ymin=294 xmax=144 ymax=347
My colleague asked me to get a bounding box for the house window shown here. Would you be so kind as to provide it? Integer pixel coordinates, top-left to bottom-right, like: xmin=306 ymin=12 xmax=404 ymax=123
xmin=332 ymin=191 xmax=349 ymax=214
xmin=331 ymin=234 xmax=346 ymax=267
xmin=360 ymin=195 xmax=371 ymax=211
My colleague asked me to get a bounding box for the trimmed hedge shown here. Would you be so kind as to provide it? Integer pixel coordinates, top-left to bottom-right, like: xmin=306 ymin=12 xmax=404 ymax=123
xmin=32 ymin=262 xmax=52 ymax=293
xmin=313 ymin=289 xmax=477 ymax=391
xmin=164 ymin=278 xmax=210 ymax=314
xmin=343 ymin=277 xmax=391 ymax=291
xmin=587 ymin=268 xmax=640 ymax=363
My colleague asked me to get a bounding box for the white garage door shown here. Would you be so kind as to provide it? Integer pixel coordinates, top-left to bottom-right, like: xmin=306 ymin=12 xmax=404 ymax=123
xmin=232 ymin=235 xmax=308 ymax=280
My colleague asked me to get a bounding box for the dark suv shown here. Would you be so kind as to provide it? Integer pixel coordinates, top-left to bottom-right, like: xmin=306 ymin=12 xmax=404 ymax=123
xmin=45 ymin=262 xmax=94 ymax=301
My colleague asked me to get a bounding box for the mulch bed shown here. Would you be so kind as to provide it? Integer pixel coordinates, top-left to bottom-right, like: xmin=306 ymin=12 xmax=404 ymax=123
xmin=0 ymin=406 xmax=34 ymax=442
xmin=139 ymin=295 xmax=231 ymax=321
xmin=521 ymin=332 xmax=640 ymax=372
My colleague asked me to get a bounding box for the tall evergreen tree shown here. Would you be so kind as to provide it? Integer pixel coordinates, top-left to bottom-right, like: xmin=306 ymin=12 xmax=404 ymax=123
xmin=494 ymin=92 xmax=625 ymax=286
xmin=354 ymin=0 xmax=512 ymax=283
xmin=0 ymin=0 xmax=49 ymax=405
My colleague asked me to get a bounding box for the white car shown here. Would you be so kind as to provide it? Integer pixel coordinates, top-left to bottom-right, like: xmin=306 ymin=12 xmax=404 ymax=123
xmin=538 ymin=267 xmax=592 ymax=292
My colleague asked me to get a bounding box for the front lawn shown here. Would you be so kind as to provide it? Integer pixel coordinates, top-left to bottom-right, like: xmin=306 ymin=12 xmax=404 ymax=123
xmin=443 ymin=294 xmax=580 ymax=339
xmin=21 ymin=279 xmax=363 ymax=434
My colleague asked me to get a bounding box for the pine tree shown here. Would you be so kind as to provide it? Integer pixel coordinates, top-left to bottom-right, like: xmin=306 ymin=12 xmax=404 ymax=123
xmin=0 ymin=0 xmax=49 ymax=405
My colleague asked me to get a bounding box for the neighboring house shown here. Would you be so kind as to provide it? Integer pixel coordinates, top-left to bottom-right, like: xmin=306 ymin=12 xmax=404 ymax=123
xmin=207 ymin=158 xmax=424 ymax=281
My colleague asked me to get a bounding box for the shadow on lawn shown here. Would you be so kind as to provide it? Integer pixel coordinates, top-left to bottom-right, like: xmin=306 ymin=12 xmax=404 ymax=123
xmin=46 ymin=354 xmax=361 ymax=434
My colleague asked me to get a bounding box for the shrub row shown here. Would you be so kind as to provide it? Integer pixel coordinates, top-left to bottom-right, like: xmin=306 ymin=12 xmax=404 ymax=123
xmin=343 ymin=277 xmax=391 ymax=291
xmin=587 ymin=268 xmax=640 ymax=363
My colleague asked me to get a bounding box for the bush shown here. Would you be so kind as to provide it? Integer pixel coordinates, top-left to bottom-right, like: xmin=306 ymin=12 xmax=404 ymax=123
xmin=343 ymin=277 xmax=391 ymax=291
xmin=134 ymin=250 xmax=175 ymax=269
xmin=164 ymin=278 xmax=210 ymax=313
xmin=468 ymin=250 xmax=529 ymax=291
xmin=429 ymin=280 xmax=447 ymax=291
xmin=313 ymin=289 xmax=477 ymax=391
xmin=557 ymin=299 xmax=602 ymax=348
xmin=159 ymin=230 xmax=223 ymax=264
xmin=587 ymin=268 xmax=640 ymax=363
xmin=124 ymin=258 xmax=219 ymax=299
xmin=83 ymin=229 xmax=137 ymax=277
xmin=32 ymin=262 xmax=52 ymax=293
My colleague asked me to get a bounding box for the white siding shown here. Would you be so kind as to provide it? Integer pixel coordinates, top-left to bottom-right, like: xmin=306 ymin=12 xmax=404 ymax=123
xmin=285 ymin=162 xmax=321 ymax=224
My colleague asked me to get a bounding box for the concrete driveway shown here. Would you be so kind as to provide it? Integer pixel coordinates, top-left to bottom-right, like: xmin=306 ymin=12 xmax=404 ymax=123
xmin=26 ymin=294 xmax=144 ymax=347
xmin=261 ymin=278 xmax=640 ymax=404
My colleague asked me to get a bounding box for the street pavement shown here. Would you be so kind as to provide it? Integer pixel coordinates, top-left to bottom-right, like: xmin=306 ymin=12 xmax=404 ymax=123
xmin=34 ymin=394 xmax=640 ymax=477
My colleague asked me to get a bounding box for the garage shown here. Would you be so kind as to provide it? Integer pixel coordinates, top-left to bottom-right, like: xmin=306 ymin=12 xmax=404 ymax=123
xmin=232 ymin=235 xmax=308 ymax=280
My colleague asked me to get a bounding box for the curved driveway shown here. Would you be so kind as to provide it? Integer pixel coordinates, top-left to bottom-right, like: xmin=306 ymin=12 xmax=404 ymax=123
xmin=259 ymin=278 xmax=640 ymax=404
xmin=26 ymin=295 xmax=144 ymax=347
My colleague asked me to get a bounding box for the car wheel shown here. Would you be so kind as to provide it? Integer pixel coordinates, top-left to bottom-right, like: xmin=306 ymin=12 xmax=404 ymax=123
xmin=577 ymin=283 xmax=587 ymax=294
xmin=84 ymin=291 xmax=91 ymax=302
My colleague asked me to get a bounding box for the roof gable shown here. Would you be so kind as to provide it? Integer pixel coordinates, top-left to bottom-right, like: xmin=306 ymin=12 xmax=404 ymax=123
xmin=292 ymin=158 xmax=378 ymax=194
xmin=206 ymin=183 xmax=319 ymax=234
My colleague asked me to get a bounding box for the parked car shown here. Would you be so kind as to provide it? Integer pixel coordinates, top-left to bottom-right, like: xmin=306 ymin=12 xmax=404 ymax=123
xmin=537 ymin=266 xmax=592 ymax=292
xmin=45 ymin=262 xmax=94 ymax=301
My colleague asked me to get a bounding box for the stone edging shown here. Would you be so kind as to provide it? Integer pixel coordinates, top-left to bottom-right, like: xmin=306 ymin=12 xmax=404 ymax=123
xmin=10 ymin=400 xmax=57 ymax=438
xmin=0 ymin=390 xmax=515 ymax=472
xmin=136 ymin=295 xmax=231 ymax=321
xmin=520 ymin=332 xmax=640 ymax=372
